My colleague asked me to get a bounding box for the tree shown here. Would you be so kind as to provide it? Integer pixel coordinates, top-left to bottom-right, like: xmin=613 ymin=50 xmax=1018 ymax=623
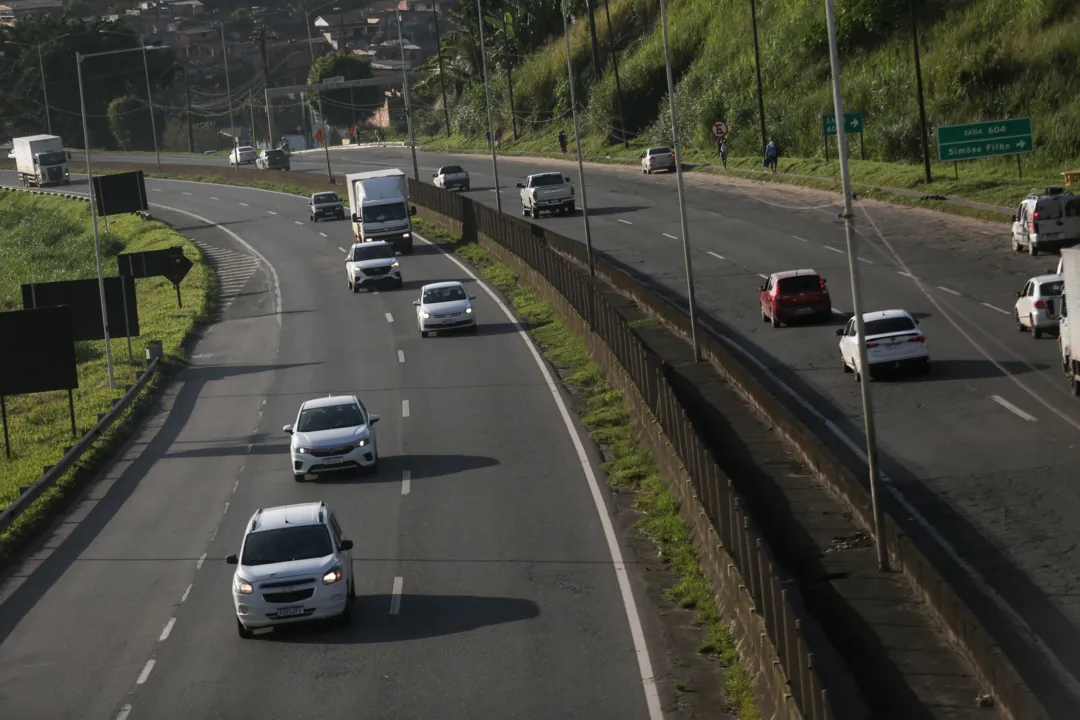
xmin=305 ymin=51 xmax=383 ymax=128
xmin=108 ymin=94 xmax=163 ymax=150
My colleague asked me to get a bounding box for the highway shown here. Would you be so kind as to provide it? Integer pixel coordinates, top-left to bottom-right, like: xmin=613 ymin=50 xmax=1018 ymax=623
xmin=0 ymin=172 xmax=661 ymax=719
xmin=84 ymin=145 xmax=1080 ymax=707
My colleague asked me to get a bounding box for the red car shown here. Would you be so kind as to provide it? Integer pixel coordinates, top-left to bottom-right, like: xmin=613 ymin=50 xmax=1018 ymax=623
xmin=757 ymin=269 xmax=832 ymax=327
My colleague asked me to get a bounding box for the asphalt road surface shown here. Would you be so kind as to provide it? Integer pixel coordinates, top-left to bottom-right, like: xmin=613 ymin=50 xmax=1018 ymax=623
xmin=84 ymin=145 xmax=1080 ymax=709
xmin=0 ymin=172 xmax=661 ymax=720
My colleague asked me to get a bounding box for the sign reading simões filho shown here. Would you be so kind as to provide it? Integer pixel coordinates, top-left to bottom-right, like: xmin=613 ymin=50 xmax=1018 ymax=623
xmin=822 ymin=112 xmax=863 ymax=136
xmin=936 ymin=117 xmax=1034 ymax=162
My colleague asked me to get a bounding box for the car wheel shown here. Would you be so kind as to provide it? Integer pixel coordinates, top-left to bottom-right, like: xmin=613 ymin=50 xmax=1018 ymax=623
xmin=1012 ymin=237 xmax=1021 ymax=253
xmin=351 ymin=281 xmax=359 ymax=294
xmin=1031 ymin=315 xmax=1042 ymax=339
xmin=770 ymin=312 xmax=780 ymax=328
xmin=521 ymin=203 xmax=529 ymax=217
xmin=531 ymin=206 xmax=539 ymax=219
xmin=842 ymin=356 xmax=852 ymax=374
xmin=1029 ymin=242 xmax=1039 ymax=257
xmin=920 ymin=359 xmax=932 ymax=375
xmin=854 ymin=367 xmax=861 ymax=383
xmin=237 ymin=618 xmax=254 ymax=639
xmin=464 ymin=184 xmax=471 ymax=192
xmin=1015 ymin=311 xmax=1025 ymax=332
xmin=1073 ymin=371 xmax=1080 ymax=397
xmin=761 ymin=308 xmax=769 ymax=324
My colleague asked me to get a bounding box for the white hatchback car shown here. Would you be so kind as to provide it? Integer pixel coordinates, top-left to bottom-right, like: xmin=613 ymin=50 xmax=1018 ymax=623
xmin=284 ymin=395 xmax=380 ymax=480
xmin=836 ymin=309 xmax=930 ymax=380
xmin=226 ymin=502 xmax=355 ymax=638
xmin=346 ymin=240 xmax=402 ymax=292
xmin=1013 ymin=273 xmax=1063 ymax=338
xmin=414 ymin=281 xmax=477 ymax=336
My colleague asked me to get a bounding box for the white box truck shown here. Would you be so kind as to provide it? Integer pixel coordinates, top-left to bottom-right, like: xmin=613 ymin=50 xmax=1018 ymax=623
xmin=13 ymin=134 xmax=70 ymax=187
xmin=345 ymin=168 xmax=416 ymax=254
xmin=1060 ymin=247 xmax=1080 ymax=394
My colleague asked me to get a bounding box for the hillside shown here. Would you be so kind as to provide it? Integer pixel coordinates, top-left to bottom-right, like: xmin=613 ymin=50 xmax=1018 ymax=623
xmin=423 ymin=0 xmax=1080 ymax=173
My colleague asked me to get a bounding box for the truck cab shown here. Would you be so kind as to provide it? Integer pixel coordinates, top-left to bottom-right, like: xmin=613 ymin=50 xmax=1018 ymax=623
xmin=345 ymin=169 xmax=417 ymax=254
xmin=13 ymin=134 xmax=70 ymax=187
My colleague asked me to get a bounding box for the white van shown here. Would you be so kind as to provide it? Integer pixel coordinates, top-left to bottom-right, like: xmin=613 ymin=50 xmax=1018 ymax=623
xmin=1011 ymin=187 xmax=1080 ymax=257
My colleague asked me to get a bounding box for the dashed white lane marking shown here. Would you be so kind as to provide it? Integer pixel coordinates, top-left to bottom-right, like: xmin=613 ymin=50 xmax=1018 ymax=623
xmin=182 ymin=192 xmax=191 ymax=196
xmin=390 ymin=577 xmax=403 ymax=615
xmin=210 ymin=196 xmax=219 ymax=200
xmin=196 ymin=553 xmax=206 ymax=570
xmin=233 ymin=480 xmax=239 ymax=493
xmin=319 ymin=232 xmax=327 ymax=237
xmin=757 ymin=273 xmax=769 ymax=279
xmin=618 ymin=219 xmax=633 ymax=225
xmin=294 ymin=220 xmax=303 ymax=225
xmin=662 ymin=233 xmax=678 ymax=240
xmin=982 ymin=302 xmax=1010 ymax=315
xmin=239 ymin=202 xmax=248 ymax=206
xmin=180 ymin=584 xmax=192 ymax=603
xmin=397 ymin=350 xmax=405 ymax=363
xmin=831 ymin=308 xmax=845 ymax=315
xmin=858 ymin=257 xmax=874 ymax=264
xmin=992 ymin=395 xmax=1037 ymax=422
xmin=793 ymin=235 xmax=808 ymax=242
xmin=267 ymin=211 xmax=277 ymax=215
xmin=223 ymin=501 xmax=230 ymax=515
xmin=707 ymin=251 xmax=725 ymax=260
xmin=897 ymin=271 xmax=913 ymax=278
xmin=824 ymin=245 xmax=844 ymax=253
xmin=115 ymin=705 xmax=133 ymax=720
xmin=938 ymin=286 xmax=962 ymax=296
xmin=135 ymin=659 xmax=155 ymax=685
xmin=401 ymin=470 xmax=411 ymax=496
xmin=401 ymin=399 xmax=410 ymax=417
xmin=159 ymin=618 xmax=176 ymax=642
xmin=415 ymin=231 xmax=663 ymax=720
xmin=339 ymin=246 xmax=347 ymax=253
xmin=151 ymin=188 xmax=161 ymax=192
xmin=385 ymin=312 xmax=394 ymax=323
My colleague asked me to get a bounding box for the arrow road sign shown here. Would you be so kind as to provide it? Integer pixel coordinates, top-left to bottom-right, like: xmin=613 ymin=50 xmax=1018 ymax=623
xmin=823 ymin=112 xmax=863 ymax=136
xmin=710 ymin=120 xmax=729 ymax=139
xmin=936 ymin=117 xmax=1034 ymax=162
xmin=118 ymin=246 xmax=194 ymax=307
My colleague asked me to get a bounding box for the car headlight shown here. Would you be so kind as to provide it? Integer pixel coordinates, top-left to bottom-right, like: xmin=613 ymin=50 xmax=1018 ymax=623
xmin=465 ymin=307 xmax=472 ymax=314
xmin=421 ymin=311 xmax=430 ymax=318
xmin=403 ymin=233 xmax=411 ymax=238
xmin=322 ymin=565 xmax=343 ymax=585
xmin=233 ymin=576 xmax=253 ymax=595
xmin=391 ymin=262 xmax=399 ymax=268
xmin=353 ymin=437 xmax=368 ymax=447
xmin=295 ymin=447 xmax=309 ymax=454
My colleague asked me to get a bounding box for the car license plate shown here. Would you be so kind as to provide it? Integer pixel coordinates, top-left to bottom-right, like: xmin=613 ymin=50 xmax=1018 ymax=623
xmin=276 ymin=606 xmax=305 ymax=618
xmin=794 ymin=307 xmax=814 ymax=315
xmin=323 ymin=457 xmax=343 ymax=465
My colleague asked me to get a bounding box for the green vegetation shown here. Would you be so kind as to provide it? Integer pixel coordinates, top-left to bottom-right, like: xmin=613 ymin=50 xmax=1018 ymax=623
xmin=414 ymin=218 xmax=759 ymax=718
xmin=0 ymin=191 xmax=213 ymax=561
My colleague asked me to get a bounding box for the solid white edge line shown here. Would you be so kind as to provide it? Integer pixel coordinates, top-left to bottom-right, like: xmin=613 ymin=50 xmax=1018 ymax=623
xmin=401 ymin=470 xmax=411 ymax=496
xmin=938 ymin=286 xmax=962 ymax=296
xmin=897 ymin=271 xmax=913 ymax=278
xmin=196 ymin=552 xmax=206 ymax=569
xmin=824 ymin=245 xmax=844 ymax=253
xmin=390 ymin=576 xmax=403 ymax=615
xmin=385 ymin=312 xmax=394 ymax=323
xmin=662 ymin=233 xmax=678 ymax=240
xmin=135 ymin=659 xmax=155 ymax=685
xmin=707 ymin=251 xmax=725 ymax=260
xmin=981 ymin=302 xmax=1009 ymax=315
xmin=401 ymin=399 xmax=410 ymax=417
xmin=158 ymin=617 xmax=177 ymax=642
xmin=397 ymin=349 xmax=405 ymax=363
xmin=991 ymin=395 xmax=1037 ymax=422
xmin=115 ymin=705 xmax=133 ymax=720
xmin=415 ymin=232 xmax=663 ymax=720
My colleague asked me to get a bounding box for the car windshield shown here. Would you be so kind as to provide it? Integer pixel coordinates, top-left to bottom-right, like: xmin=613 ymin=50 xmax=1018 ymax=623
xmin=241 ymin=526 xmax=333 ymax=566
xmin=423 ymin=286 xmax=467 ymax=304
xmin=37 ymin=151 xmax=66 ymax=166
xmin=531 ymin=174 xmax=564 ymax=187
xmin=1037 ymin=199 xmax=1063 ymax=220
xmin=238 ymin=146 xmax=254 ymax=153
xmin=313 ymin=193 xmax=339 ymax=204
xmin=296 ymin=403 xmax=364 ymax=432
xmin=351 ymin=244 xmax=394 ymax=262
xmin=649 ymin=147 xmax=671 ymax=155
xmin=441 ymin=165 xmax=464 ymax=174
xmin=864 ymin=316 xmax=916 ymax=336
xmin=1041 ymin=281 xmax=1064 ymax=296
xmin=777 ymin=275 xmax=821 ymax=293
xmin=1066 ymin=198 xmax=1080 ymax=218
xmin=361 ymin=203 xmax=408 ymax=223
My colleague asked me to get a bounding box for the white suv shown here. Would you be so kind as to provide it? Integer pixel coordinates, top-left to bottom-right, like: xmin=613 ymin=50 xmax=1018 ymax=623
xmin=226 ymin=502 xmax=355 ymax=638
xmin=284 ymin=395 xmax=380 ymax=480
xmin=346 ymin=240 xmax=402 ymax=292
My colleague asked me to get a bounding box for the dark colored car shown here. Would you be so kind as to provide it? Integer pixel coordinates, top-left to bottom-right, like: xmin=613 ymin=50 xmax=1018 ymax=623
xmin=256 ymin=149 xmax=290 ymax=171
xmin=309 ymin=192 xmax=345 ymax=222
xmin=758 ymin=269 xmax=832 ymax=327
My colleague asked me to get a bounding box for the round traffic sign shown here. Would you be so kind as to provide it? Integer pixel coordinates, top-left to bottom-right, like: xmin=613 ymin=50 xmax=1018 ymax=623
xmin=425 ymin=115 xmax=437 ymax=127
xmin=711 ymin=120 xmax=729 ymax=139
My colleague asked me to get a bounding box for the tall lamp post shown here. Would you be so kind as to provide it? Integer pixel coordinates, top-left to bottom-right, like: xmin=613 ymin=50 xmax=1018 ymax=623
xmin=76 ymin=44 xmax=169 ymax=390
xmin=909 ymin=0 xmax=932 ymax=185
xmin=396 ymin=6 xmax=420 ymax=181
xmin=219 ymin=23 xmax=237 ymax=150
xmin=560 ymin=2 xmax=595 ymax=276
xmin=305 ymin=0 xmax=340 ymax=181
xmin=475 ymin=0 xmax=501 ymax=212
xmin=4 ymin=39 xmax=54 ymax=134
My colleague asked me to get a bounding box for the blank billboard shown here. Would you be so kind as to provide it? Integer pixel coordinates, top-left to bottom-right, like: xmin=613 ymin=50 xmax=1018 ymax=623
xmin=21 ymin=276 xmax=140 ymax=341
xmin=92 ymin=171 xmax=149 ymax=217
xmin=0 ymin=306 xmax=79 ymax=396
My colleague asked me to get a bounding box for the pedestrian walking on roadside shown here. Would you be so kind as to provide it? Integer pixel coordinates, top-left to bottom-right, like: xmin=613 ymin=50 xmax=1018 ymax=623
xmin=495 ymin=126 xmax=503 ymax=147
xmin=765 ymin=138 xmax=778 ymax=173
xmin=718 ymin=136 xmax=728 ymax=169
xmin=558 ymin=129 xmax=568 ymax=154
xmin=485 ymin=129 xmax=492 ymax=147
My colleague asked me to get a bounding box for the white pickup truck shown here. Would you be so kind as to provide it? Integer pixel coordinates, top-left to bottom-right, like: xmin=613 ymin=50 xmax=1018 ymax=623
xmin=517 ymin=172 xmax=575 ymax=218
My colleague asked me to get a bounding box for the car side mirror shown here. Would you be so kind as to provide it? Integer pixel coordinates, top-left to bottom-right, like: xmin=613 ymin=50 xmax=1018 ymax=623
xmin=1014 ymin=291 xmax=1021 ymax=297
xmin=755 ymin=286 xmax=764 ymax=293
xmin=469 ymin=295 xmax=476 ymax=300
xmin=432 ymin=173 xmax=437 ymax=178
xmin=369 ymin=413 xmax=380 ymax=424
xmin=409 ymin=206 xmax=417 ymax=216
xmin=564 ymin=176 xmax=571 ymax=183
xmin=283 ymin=424 xmax=293 ymax=434
xmin=835 ymin=328 xmax=845 ymax=336
xmin=225 ymin=553 xmax=238 ymax=565
xmin=351 ymin=214 xmax=359 ymax=223
xmin=413 ymin=299 xmax=420 ymax=306
xmin=1012 ymin=215 xmax=1018 ymax=222
xmin=339 ymin=539 xmax=354 ymax=551
xmin=515 ymin=183 xmax=524 ymax=188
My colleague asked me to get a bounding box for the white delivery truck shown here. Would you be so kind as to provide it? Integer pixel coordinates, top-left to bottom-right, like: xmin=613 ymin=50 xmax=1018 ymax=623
xmin=345 ymin=168 xmax=416 ymax=254
xmin=13 ymin=134 xmax=70 ymax=187
xmin=1060 ymin=247 xmax=1080 ymax=394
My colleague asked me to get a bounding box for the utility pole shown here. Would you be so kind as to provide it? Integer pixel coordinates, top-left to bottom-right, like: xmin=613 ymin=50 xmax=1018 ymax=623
xmin=36 ymin=44 xmax=52 ymax=135
xmin=432 ymin=2 xmax=451 ymax=137
xmin=824 ymin=0 xmax=888 ymax=571
xmin=183 ymin=62 xmax=193 ymax=153
xmin=475 ymin=0 xmax=501 ymax=212
xmin=602 ymin=0 xmax=628 ymax=148
xmin=910 ymin=0 xmax=932 ymax=184
xmin=141 ymin=46 xmax=160 ymax=166
xmin=305 ymin=3 xmax=334 ymax=180
xmin=502 ymin=14 xmax=517 ymax=140
xmin=258 ymin=26 xmax=272 ymax=147
xmin=749 ymin=0 xmax=767 ymax=157
xmin=220 ymin=23 xmax=236 ymax=150
xmin=585 ymin=0 xmax=602 ymax=81
xmin=561 ymin=0 xmax=594 ymax=276
xmin=396 ymin=8 xmax=419 ymax=181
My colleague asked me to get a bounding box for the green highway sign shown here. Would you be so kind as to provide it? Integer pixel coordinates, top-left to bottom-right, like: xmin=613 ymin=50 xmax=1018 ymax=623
xmin=823 ymin=112 xmax=863 ymax=136
xmin=936 ymin=117 xmax=1034 ymax=161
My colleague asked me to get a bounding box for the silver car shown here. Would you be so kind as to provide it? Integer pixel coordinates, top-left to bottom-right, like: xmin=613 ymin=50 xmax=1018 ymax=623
xmin=641 ymin=146 xmax=676 ymax=174
xmin=414 ymin=281 xmax=477 ymax=336
xmin=284 ymin=395 xmax=380 ymax=480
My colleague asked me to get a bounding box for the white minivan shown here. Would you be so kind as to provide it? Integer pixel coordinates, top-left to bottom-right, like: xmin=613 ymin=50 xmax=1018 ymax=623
xmin=1011 ymin=187 xmax=1080 ymax=257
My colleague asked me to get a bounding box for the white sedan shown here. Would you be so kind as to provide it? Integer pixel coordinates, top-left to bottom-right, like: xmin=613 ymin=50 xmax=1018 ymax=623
xmin=283 ymin=395 xmax=380 ymax=480
xmin=1013 ymin=273 xmax=1063 ymax=339
xmin=836 ymin=309 xmax=930 ymax=380
xmin=414 ymin=281 xmax=477 ymax=337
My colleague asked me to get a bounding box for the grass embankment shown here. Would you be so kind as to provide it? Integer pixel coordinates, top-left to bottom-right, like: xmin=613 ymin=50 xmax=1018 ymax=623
xmin=0 ymin=191 xmax=214 ymax=561
xmin=413 ymin=219 xmax=759 ymax=717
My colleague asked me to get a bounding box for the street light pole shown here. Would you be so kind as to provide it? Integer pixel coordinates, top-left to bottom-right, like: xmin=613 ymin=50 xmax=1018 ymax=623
xmin=475 ymin=0 xmax=501 ymax=212
xmin=602 ymin=0 xmax=628 ymax=149
xmin=182 ymin=62 xmax=193 ymax=153
xmin=432 ymin=2 xmax=452 ymax=137
xmin=396 ymin=8 xmax=419 ymax=182
xmin=141 ymin=46 xmax=160 ymax=167
xmin=749 ymin=0 xmax=768 ymax=157
xmin=76 ymin=52 xmax=116 ymax=391
xmin=220 ymin=23 xmax=237 ymax=149
xmin=306 ymin=5 xmax=334 ymax=180
xmin=36 ymin=44 xmax=52 ymax=135
xmin=824 ymin=0 xmax=888 ymax=571
xmin=561 ymin=1 xmax=594 ymax=276
xmin=658 ymin=0 xmax=700 ymax=362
